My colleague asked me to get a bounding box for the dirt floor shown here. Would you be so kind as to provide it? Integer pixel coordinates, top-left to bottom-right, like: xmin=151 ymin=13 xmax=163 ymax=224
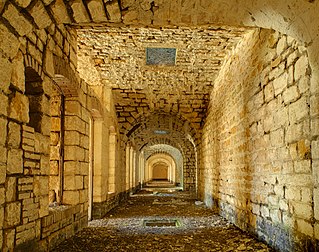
xmin=51 ymin=191 xmax=275 ymax=252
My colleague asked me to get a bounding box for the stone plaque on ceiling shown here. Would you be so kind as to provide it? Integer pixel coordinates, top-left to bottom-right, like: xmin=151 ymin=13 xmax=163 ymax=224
xmin=146 ymin=48 xmax=176 ymax=66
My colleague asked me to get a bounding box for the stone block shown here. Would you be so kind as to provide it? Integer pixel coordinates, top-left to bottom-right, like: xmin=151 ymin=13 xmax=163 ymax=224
xmin=9 ymin=92 xmax=29 ymax=123
xmin=8 ymin=121 xmax=21 ymax=148
xmin=294 ymin=160 xmax=311 ymax=174
xmin=296 ymin=219 xmax=313 ymax=237
xmin=64 ymin=175 xmax=83 ymax=190
xmin=34 ymin=134 xmax=50 ymax=154
xmin=65 ymin=116 xmax=85 ymax=134
xmin=0 ymin=92 xmax=8 ymax=117
xmin=288 ymin=96 xmax=309 ymax=123
xmin=0 ymin=117 xmax=7 ymax=146
xmin=106 ymin=1 xmax=121 ymax=22
xmin=310 ymin=95 xmax=319 ymax=117
xmin=269 ymin=62 xmax=285 ymax=80
xmin=283 ymin=86 xmax=299 ymax=105
xmin=87 ymin=0 xmax=108 ymax=22
xmin=71 ymin=0 xmax=91 ymax=23
xmin=64 ymin=145 xmax=85 ymax=161
xmin=0 ymin=54 xmax=12 ymax=93
xmin=7 ymin=149 xmax=23 ymax=174
xmin=40 ymin=155 xmax=50 ymax=175
xmin=51 ymin=117 xmax=61 ymax=132
xmin=3 ymin=3 xmax=33 ymax=36
xmin=273 ymin=72 xmax=288 ymax=96
xmin=63 ymin=190 xmax=80 ymax=205
xmin=64 ymin=161 xmax=79 ymax=175
xmin=311 ymin=141 xmax=319 ymax=160
xmin=315 ymin=223 xmax=319 ymax=240
xmin=65 ymin=131 xmax=80 ymax=145
xmin=281 ymin=212 xmax=294 ymax=229
xmin=15 ymin=0 xmax=31 ymax=8
xmin=3 ymin=228 xmax=15 ymax=251
xmin=44 ymin=49 xmax=55 ymax=78
xmin=264 ymin=82 xmax=274 ymax=103
xmin=39 ymin=195 xmax=49 ymax=217
xmin=0 ymin=187 xmax=4 ymax=205
xmin=294 ymin=55 xmax=309 ymax=81
xmin=10 ymin=50 xmax=25 ymax=93
xmin=292 ymin=202 xmax=312 ymax=220
xmin=5 ymin=201 xmax=21 ymax=227
xmin=301 ymin=188 xmax=312 ymax=203
xmin=0 ymin=165 xmax=6 ymax=184
xmin=49 ymin=0 xmax=71 ymax=23
xmin=0 ymin=24 xmax=20 ymax=59
xmin=34 ymin=176 xmax=49 ymax=197
xmin=29 ymin=1 xmax=51 ymax=29
xmin=65 ymin=100 xmax=81 ymax=116
xmin=286 ymin=123 xmax=303 ymax=143
xmin=311 ymin=118 xmax=319 ymax=137
xmin=298 ymin=76 xmax=310 ymax=94
xmin=270 ymin=128 xmax=284 ymax=147
xmin=285 ymin=187 xmax=301 ymax=201
xmin=276 ymin=36 xmax=287 ymax=56
xmin=260 ymin=205 xmax=270 ymax=218
xmin=5 ymin=177 xmax=16 ymax=202
xmin=41 ymin=114 xmax=51 ymax=136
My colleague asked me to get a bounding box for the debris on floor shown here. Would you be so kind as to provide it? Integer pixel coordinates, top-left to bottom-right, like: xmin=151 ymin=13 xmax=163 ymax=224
xmin=52 ymin=192 xmax=275 ymax=252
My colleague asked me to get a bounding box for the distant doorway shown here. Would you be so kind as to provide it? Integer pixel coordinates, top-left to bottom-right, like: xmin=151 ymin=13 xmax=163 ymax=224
xmin=152 ymin=163 xmax=168 ymax=180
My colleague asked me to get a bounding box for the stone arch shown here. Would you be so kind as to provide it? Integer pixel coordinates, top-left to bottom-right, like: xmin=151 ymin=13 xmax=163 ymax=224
xmin=53 ymin=56 xmax=79 ymax=97
xmin=140 ymin=136 xmax=196 ymax=191
xmin=146 ymin=152 xmax=177 ymax=183
xmin=24 ymin=55 xmax=44 ymax=81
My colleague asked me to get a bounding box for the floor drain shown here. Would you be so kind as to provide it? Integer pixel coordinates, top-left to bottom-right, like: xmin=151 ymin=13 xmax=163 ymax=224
xmin=143 ymin=219 xmax=181 ymax=227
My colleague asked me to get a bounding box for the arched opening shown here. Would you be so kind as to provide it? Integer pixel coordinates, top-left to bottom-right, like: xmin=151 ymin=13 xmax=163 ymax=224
xmin=152 ymin=162 xmax=168 ymax=181
xmin=25 ymin=67 xmax=44 ymax=133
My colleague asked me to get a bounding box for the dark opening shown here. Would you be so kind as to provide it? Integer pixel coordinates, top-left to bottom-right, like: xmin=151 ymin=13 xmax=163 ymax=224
xmin=25 ymin=67 xmax=44 ymax=133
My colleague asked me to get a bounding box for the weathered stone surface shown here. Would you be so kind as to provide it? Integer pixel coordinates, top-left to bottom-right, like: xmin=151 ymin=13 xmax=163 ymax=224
xmin=288 ymin=97 xmax=309 ymax=123
xmin=10 ymin=51 xmax=25 ymax=93
xmin=34 ymin=176 xmax=49 ymax=196
xmin=5 ymin=177 xmax=16 ymax=202
xmin=87 ymin=0 xmax=108 ymax=22
xmin=44 ymin=45 xmax=55 ymax=77
xmin=5 ymin=202 xmax=21 ymax=227
xmin=49 ymin=0 xmax=71 ymax=24
xmin=0 ymin=117 xmax=7 ymax=146
xmin=7 ymin=149 xmax=23 ymax=174
xmin=296 ymin=219 xmax=313 ymax=236
xmin=3 ymin=4 xmax=33 ymax=36
xmin=273 ymin=72 xmax=288 ymax=96
xmin=282 ymin=86 xmax=299 ymax=105
xmin=71 ymin=0 xmax=91 ymax=23
xmin=8 ymin=122 xmax=21 ymax=148
xmin=9 ymin=92 xmax=29 ymax=123
xmin=15 ymin=0 xmax=31 ymax=8
xmin=294 ymin=55 xmax=309 ymax=81
xmin=63 ymin=190 xmax=80 ymax=205
xmin=0 ymin=24 xmax=20 ymax=58
xmin=106 ymin=1 xmax=121 ymax=22
xmin=0 ymin=53 xmax=12 ymax=93
xmin=29 ymin=1 xmax=52 ymax=29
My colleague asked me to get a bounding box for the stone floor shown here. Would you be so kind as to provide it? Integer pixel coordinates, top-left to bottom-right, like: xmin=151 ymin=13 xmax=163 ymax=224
xmin=51 ymin=190 xmax=275 ymax=252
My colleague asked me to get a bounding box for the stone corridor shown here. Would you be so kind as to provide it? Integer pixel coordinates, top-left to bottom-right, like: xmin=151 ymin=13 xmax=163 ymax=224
xmin=52 ymin=189 xmax=274 ymax=252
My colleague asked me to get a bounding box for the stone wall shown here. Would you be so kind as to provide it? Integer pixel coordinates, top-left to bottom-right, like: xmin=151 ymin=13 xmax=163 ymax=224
xmin=0 ymin=11 xmax=121 ymax=249
xmin=200 ymin=28 xmax=318 ymax=251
